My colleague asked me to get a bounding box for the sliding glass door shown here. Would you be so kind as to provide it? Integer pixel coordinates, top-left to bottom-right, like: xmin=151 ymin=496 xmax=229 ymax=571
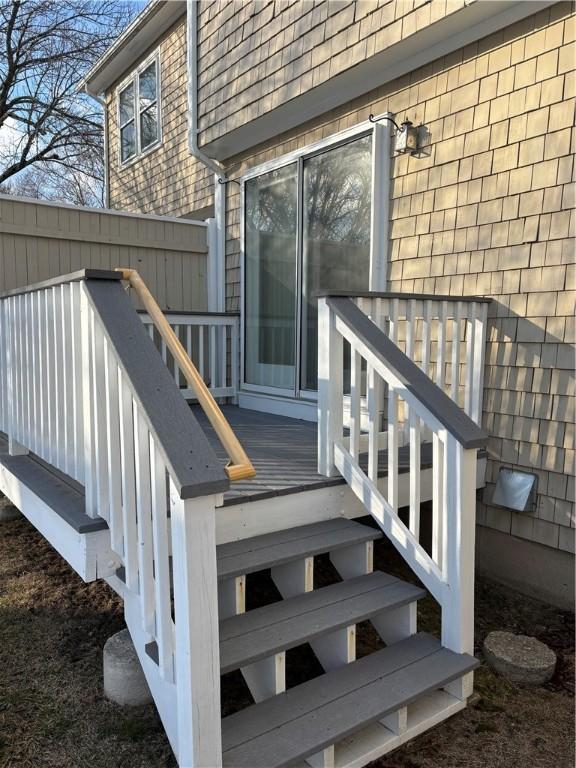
xmin=244 ymin=164 xmax=298 ymax=390
xmin=244 ymin=133 xmax=372 ymax=395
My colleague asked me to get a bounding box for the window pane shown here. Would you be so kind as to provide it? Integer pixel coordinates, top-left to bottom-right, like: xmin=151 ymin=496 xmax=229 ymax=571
xmin=140 ymin=104 xmax=158 ymax=149
xmin=301 ymin=135 xmax=372 ymax=391
xmin=120 ymin=121 xmax=136 ymax=162
xmin=139 ymin=62 xmax=157 ymax=110
xmin=119 ymin=83 xmax=134 ymax=124
xmin=245 ymin=164 xmax=298 ymax=389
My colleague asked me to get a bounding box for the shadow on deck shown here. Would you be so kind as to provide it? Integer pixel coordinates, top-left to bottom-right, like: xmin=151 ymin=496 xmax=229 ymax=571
xmin=192 ymin=406 xmax=432 ymax=507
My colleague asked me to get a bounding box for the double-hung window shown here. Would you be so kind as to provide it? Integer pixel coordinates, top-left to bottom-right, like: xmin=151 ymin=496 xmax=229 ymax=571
xmin=118 ymin=56 xmax=160 ymax=164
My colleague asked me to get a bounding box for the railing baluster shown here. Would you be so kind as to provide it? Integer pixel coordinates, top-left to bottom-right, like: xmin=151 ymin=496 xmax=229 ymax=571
xmin=173 ymin=324 xmax=180 ymax=384
xmin=71 ymin=283 xmax=84 ymax=483
xmin=61 ymin=286 xmax=74 ymax=477
xmin=464 ymin=302 xmax=476 ymax=418
xmin=409 ymin=410 xmax=421 ymax=540
xmin=150 ymin=437 xmax=175 ymax=682
xmin=422 ymin=300 xmax=432 ymax=376
xmin=221 ymin=324 xmax=227 ymax=390
xmin=350 ymin=350 xmax=361 ymax=461
xmin=105 ymin=339 xmax=123 ymax=555
xmin=387 ymin=384 xmax=398 ymax=514
xmin=210 ymin=325 xmax=217 ymax=389
xmin=186 ymin=324 xmax=192 ymax=358
xmin=367 ymin=365 xmax=379 ymax=481
xmin=119 ymin=370 xmax=139 ymax=592
xmin=198 ymin=325 xmax=205 ymax=381
xmin=45 ymin=290 xmax=55 ymax=464
xmin=451 ymin=301 xmax=462 ymax=405
xmin=432 ymin=432 xmax=445 ymax=569
xmin=134 ymin=406 xmax=155 ymax=635
xmin=80 ymin=287 xmax=96 ymax=516
xmin=91 ymin=315 xmax=110 ymax=521
xmin=437 ymin=300 xmax=447 ymax=393
xmin=53 ymin=286 xmax=64 ymax=468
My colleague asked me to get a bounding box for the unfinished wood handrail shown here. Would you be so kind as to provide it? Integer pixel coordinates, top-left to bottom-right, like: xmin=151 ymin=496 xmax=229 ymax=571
xmin=116 ymin=268 xmax=256 ymax=482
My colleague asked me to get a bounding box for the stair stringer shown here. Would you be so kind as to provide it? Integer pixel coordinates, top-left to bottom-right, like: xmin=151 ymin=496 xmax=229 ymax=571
xmin=106 ymin=574 xmax=180 ymax=761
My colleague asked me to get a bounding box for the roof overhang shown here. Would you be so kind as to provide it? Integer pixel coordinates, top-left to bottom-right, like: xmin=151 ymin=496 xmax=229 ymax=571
xmin=201 ymin=0 xmax=555 ymax=160
xmin=82 ymin=0 xmax=186 ymax=95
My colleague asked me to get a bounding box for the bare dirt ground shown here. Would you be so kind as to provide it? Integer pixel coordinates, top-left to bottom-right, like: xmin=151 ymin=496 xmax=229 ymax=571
xmin=0 ymin=510 xmax=573 ymax=768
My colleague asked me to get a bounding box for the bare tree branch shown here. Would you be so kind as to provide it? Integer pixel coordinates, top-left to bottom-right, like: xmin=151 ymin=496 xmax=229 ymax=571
xmin=0 ymin=0 xmax=143 ymax=204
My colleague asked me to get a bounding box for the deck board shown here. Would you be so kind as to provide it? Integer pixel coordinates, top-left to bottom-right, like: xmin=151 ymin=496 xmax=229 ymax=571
xmin=192 ymin=406 xmax=432 ymax=506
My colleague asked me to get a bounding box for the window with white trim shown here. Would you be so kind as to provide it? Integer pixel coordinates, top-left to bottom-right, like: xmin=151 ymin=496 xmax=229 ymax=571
xmin=118 ymin=56 xmax=160 ymax=164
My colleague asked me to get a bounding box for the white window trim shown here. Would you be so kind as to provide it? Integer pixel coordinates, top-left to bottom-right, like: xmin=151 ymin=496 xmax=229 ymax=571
xmin=116 ymin=50 xmax=162 ymax=167
xmin=239 ymin=114 xmax=393 ymax=406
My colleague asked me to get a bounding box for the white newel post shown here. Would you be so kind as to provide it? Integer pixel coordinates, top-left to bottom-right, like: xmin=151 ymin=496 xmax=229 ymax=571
xmin=170 ymin=481 xmax=223 ymax=768
xmin=317 ymin=298 xmax=343 ymax=478
xmin=441 ymin=435 xmax=477 ymax=658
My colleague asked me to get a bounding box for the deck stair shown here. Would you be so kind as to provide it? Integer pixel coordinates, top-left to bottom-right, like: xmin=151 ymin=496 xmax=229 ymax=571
xmin=0 ymin=272 xmax=489 ymax=768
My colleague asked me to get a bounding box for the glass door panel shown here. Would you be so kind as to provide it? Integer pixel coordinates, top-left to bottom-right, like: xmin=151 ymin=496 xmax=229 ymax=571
xmin=244 ymin=164 xmax=298 ymax=390
xmin=300 ymin=135 xmax=372 ymax=391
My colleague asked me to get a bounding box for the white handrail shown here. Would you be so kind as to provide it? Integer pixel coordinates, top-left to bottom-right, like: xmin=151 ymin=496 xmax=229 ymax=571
xmin=318 ymin=296 xmax=487 ymax=657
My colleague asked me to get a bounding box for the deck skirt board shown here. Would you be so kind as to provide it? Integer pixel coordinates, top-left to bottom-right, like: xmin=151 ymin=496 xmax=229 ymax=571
xmin=222 ymin=633 xmax=479 ymax=768
xmin=219 ymin=572 xmax=424 ymax=674
xmin=217 ymin=519 xmax=382 ymax=580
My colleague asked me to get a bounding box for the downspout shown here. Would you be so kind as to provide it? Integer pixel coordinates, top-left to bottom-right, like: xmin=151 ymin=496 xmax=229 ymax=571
xmin=187 ymin=0 xmax=226 ymax=312
xmin=84 ymin=88 xmax=110 ymax=209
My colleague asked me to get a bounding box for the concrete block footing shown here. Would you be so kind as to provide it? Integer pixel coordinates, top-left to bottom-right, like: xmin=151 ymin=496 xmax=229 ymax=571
xmin=103 ymin=628 xmax=153 ymax=706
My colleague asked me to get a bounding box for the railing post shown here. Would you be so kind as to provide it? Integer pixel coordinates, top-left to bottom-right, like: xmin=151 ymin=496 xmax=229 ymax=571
xmin=317 ymin=297 xmax=343 ymax=478
xmin=441 ymin=434 xmax=477 ymax=657
xmin=169 ymin=481 xmax=223 ymax=768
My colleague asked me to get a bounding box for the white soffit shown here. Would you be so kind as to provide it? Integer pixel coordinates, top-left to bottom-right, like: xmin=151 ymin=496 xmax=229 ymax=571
xmin=202 ymin=0 xmax=555 ymax=160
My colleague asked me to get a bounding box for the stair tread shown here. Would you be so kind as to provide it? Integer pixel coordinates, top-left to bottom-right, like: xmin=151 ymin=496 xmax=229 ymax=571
xmin=217 ymin=519 xmax=382 ymax=581
xmin=219 ymin=571 xmax=425 ymax=674
xmin=222 ymin=632 xmax=479 ymax=768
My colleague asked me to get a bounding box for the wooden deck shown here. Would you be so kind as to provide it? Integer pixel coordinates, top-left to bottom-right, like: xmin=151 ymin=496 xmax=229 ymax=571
xmin=192 ymin=406 xmax=432 ymax=507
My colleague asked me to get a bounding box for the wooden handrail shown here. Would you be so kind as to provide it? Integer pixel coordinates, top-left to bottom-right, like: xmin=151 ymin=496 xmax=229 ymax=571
xmin=116 ymin=268 xmax=256 ymax=482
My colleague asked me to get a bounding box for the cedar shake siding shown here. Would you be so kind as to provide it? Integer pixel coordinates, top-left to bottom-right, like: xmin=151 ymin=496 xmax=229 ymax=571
xmin=103 ymin=2 xmax=575 ymax=557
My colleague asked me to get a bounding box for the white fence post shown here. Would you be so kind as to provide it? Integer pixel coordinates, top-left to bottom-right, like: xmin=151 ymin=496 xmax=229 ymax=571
xmin=441 ymin=435 xmax=477 ymax=656
xmin=317 ymin=298 xmax=343 ymax=477
xmin=170 ymin=482 xmax=223 ymax=768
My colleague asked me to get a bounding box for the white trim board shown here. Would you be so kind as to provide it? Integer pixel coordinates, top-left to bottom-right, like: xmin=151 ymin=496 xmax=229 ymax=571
xmin=203 ymin=1 xmax=554 ymax=160
xmin=0 ymin=462 xmax=115 ymax=582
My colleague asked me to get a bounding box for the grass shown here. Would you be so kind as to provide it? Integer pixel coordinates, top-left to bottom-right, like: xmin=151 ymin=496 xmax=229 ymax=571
xmin=0 ymin=508 xmax=573 ymax=768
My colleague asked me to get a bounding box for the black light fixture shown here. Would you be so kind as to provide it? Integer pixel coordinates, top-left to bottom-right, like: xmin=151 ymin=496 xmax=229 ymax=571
xmin=368 ymin=114 xmax=420 ymax=156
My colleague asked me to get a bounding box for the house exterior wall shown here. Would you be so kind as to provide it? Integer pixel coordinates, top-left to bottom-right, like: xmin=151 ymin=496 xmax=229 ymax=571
xmin=220 ymin=2 xmax=575 ymax=559
xmin=196 ymin=0 xmax=468 ymax=147
xmin=106 ymin=15 xmax=213 ymax=219
xmin=0 ymin=195 xmax=208 ymax=311
xmin=102 ymin=3 xmax=575 ymax=564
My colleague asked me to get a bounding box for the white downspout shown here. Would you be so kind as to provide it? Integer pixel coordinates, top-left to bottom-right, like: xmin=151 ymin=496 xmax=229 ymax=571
xmin=84 ymin=88 xmax=110 ymax=208
xmin=187 ymin=0 xmax=226 ymax=312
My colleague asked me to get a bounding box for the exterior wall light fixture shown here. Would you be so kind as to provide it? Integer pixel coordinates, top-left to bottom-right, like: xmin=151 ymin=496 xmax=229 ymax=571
xmin=369 ymin=113 xmax=421 ymax=156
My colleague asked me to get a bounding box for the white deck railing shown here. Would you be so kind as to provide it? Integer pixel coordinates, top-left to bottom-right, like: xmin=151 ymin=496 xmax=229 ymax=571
xmin=140 ymin=310 xmax=239 ymax=401
xmin=318 ymin=295 xmax=488 ymax=659
xmin=0 ymin=270 xmax=228 ymax=767
xmin=349 ymin=293 xmax=489 ymax=426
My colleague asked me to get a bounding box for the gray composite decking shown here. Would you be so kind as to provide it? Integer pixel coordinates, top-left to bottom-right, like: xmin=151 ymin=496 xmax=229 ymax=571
xmin=217 ymin=519 xmax=382 ymax=581
xmin=222 ymin=631 xmax=479 ymax=767
xmin=192 ymin=406 xmax=433 ymax=506
xmin=219 ymin=571 xmax=425 ymax=674
xmin=0 ymin=433 xmax=107 ymax=533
